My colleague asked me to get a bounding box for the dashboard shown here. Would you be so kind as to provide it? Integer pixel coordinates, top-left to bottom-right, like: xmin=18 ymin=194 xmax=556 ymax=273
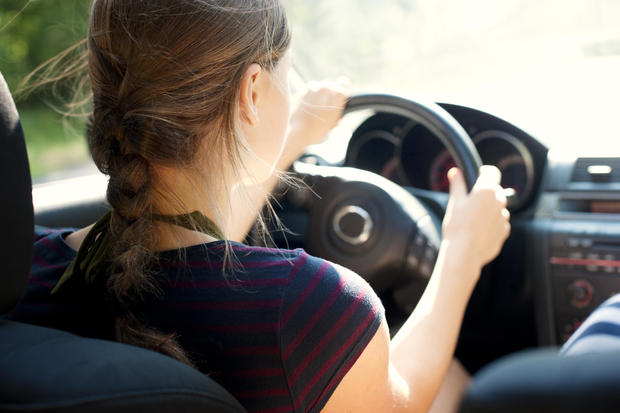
xmin=344 ymin=104 xmax=549 ymax=212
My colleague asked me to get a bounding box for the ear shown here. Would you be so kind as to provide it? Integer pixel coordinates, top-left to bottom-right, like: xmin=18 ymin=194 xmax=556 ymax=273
xmin=238 ymin=63 xmax=263 ymax=126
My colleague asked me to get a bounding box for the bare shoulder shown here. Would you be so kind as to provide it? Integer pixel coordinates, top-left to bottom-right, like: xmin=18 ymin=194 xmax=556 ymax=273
xmin=64 ymin=225 xmax=94 ymax=252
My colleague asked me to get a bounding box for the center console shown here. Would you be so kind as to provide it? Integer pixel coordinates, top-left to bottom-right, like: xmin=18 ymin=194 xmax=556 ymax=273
xmin=531 ymin=157 xmax=620 ymax=346
xmin=548 ymin=220 xmax=620 ymax=343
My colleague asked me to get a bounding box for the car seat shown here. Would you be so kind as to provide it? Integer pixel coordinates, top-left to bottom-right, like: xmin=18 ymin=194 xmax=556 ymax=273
xmin=460 ymin=344 xmax=620 ymax=412
xmin=0 ymin=72 xmax=246 ymax=413
xmin=461 ymin=349 xmax=620 ymax=413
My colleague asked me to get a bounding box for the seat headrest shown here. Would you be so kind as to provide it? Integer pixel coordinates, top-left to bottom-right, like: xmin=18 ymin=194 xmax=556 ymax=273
xmin=0 ymin=72 xmax=34 ymax=315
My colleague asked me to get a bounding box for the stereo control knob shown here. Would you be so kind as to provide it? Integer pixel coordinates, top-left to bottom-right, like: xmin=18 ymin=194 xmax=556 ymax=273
xmin=568 ymin=279 xmax=594 ymax=308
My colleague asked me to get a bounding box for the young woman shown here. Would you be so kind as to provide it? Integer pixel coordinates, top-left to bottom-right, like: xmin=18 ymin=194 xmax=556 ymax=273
xmin=7 ymin=1 xmax=510 ymax=412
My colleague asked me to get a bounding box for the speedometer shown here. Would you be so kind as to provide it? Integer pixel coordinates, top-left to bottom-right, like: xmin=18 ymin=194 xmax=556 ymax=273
xmin=428 ymin=130 xmax=534 ymax=210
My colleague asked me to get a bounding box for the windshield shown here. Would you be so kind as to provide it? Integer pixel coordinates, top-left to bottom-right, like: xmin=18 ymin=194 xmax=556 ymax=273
xmin=287 ymin=0 xmax=620 ymax=150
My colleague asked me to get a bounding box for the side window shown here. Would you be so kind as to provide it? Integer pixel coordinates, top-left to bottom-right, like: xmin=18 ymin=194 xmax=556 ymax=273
xmin=2 ymin=0 xmax=93 ymax=183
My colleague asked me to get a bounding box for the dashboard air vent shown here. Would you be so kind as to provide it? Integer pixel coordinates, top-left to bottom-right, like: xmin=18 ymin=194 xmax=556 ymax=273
xmin=572 ymin=158 xmax=620 ymax=183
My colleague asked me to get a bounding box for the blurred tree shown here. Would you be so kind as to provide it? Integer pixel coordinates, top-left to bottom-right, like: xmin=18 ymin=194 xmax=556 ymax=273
xmin=0 ymin=0 xmax=90 ymax=103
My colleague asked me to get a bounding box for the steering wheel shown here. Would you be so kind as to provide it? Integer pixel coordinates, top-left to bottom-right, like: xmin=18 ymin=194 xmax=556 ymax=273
xmin=291 ymin=93 xmax=482 ymax=294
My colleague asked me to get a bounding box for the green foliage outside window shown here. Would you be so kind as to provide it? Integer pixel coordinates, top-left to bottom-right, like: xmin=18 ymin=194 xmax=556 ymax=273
xmin=1 ymin=0 xmax=91 ymax=180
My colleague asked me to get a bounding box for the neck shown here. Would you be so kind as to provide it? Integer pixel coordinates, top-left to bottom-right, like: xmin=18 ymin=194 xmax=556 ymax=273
xmin=149 ymin=160 xmax=275 ymax=249
xmin=150 ymin=164 xmax=233 ymax=250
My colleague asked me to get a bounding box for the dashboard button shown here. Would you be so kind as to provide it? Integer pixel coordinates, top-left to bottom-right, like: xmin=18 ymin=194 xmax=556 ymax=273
xmin=604 ymin=254 xmax=616 ymax=273
xmin=424 ymin=246 xmax=436 ymax=261
xmin=586 ymin=253 xmax=599 ymax=272
xmin=414 ymin=233 xmax=426 ymax=247
xmin=419 ymin=262 xmax=432 ymax=277
xmin=580 ymin=238 xmax=594 ymax=248
xmin=568 ymin=252 xmax=583 ymax=270
xmin=407 ymin=253 xmax=419 ymax=269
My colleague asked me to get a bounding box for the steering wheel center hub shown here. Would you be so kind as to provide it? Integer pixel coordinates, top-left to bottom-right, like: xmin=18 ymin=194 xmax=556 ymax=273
xmin=332 ymin=205 xmax=373 ymax=246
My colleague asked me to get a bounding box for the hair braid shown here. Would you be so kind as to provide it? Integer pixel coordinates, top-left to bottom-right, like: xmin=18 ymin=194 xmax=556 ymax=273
xmin=93 ymin=108 xmax=194 ymax=365
xmin=86 ymin=33 xmax=194 ymax=364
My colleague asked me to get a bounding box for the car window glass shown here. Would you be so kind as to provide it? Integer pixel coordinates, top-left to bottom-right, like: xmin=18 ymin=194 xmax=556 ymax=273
xmin=287 ymin=0 xmax=620 ymax=149
xmin=2 ymin=0 xmax=93 ymax=183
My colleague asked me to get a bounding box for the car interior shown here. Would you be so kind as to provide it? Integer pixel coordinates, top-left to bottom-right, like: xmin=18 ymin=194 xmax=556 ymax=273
xmin=3 ymin=44 xmax=620 ymax=412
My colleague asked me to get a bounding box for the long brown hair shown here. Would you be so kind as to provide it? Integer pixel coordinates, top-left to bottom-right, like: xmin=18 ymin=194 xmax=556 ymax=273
xmin=79 ymin=0 xmax=290 ymax=364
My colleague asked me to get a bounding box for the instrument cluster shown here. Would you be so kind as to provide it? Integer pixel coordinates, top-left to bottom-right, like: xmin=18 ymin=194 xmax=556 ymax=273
xmin=345 ymin=112 xmax=536 ymax=210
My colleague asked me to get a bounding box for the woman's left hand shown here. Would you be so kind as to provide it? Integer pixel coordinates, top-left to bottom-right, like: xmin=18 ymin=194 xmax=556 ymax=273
xmin=281 ymin=78 xmax=349 ymax=167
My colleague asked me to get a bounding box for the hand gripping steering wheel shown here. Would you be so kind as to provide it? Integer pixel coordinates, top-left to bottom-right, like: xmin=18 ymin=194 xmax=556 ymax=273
xmin=291 ymin=94 xmax=482 ymax=294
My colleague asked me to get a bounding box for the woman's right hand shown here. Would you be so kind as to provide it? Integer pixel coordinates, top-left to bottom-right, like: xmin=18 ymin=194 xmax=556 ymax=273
xmin=441 ymin=165 xmax=511 ymax=271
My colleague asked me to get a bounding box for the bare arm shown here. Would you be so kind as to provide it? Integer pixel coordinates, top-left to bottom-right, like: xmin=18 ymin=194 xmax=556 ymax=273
xmin=323 ymin=167 xmax=510 ymax=412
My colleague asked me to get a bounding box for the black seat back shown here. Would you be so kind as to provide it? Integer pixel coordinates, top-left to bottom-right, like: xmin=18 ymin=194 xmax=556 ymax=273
xmin=0 ymin=73 xmax=33 ymax=315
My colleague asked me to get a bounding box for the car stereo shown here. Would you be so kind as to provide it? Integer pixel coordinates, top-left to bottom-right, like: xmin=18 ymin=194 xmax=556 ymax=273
xmin=533 ymin=212 xmax=620 ymax=345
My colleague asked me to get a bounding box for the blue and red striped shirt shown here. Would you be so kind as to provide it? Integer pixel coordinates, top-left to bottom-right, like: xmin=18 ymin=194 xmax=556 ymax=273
xmin=6 ymin=227 xmax=385 ymax=413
